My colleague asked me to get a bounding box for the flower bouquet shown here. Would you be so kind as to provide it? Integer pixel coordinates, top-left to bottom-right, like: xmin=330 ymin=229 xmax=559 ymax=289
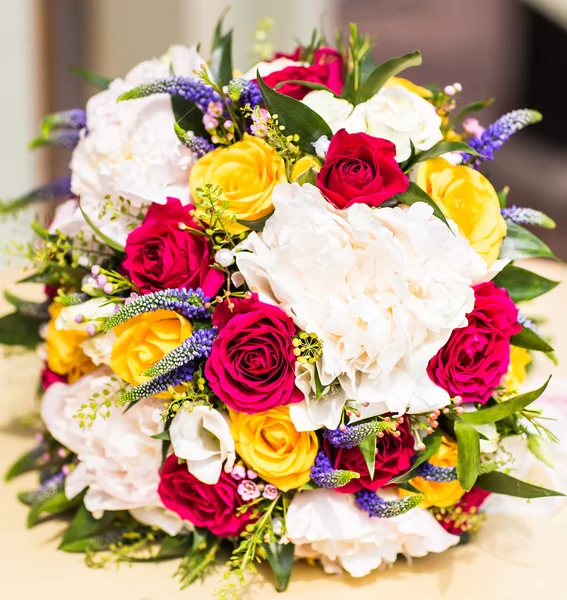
xmin=2 ymin=16 xmax=564 ymax=597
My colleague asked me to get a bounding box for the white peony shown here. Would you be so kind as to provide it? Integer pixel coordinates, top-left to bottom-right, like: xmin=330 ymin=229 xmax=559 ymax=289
xmin=130 ymin=505 xmax=192 ymax=537
xmin=286 ymin=489 xmax=459 ymax=577
xmin=302 ymin=90 xmax=355 ymax=133
xmin=169 ymin=405 xmax=236 ymax=485
xmin=55 ymin=298 xmax=116 ymax=332
xmin=70 ymin=47 xmax=201 ymax=247
xmin=80 ymin=331 xmax=116 ymax=367
xmin=345 ymin=85 xmax=443 ymax=161
xmin=41 ymin=368 xmax=164 ymax=518
xmin=242 ymin=57 xmax=306 ymax=80
xmin=236 ymin=183 xmax=486 ymax=417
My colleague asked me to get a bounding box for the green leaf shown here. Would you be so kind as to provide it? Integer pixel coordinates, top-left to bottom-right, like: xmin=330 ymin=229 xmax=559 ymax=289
xmin=211 ymin=6 xmax=230 ymax=52
xmin=157 ymin=534 xmax=193 ymax=559
xmin=447 ymin=98 xmax=494 ymax=130
xmin=78 ymin=199 xmax=125 ymax=253
xmin=171 ymin=96 xmax=208 ymax=138
xmin=493 ymin=265 xmax=559 ymax=302
xmin=4 ymin=446 xmax=43 ymax=482
xmin=389 ymin=430 xmax=442 ymax=484
xmin=412 ymin=141 xmax=482 ymax=165
xmin=497 ymin=186 xmax=509 ymax=208
xmin=151 ymin=430 xmax=171 ymax=441
xmin=0 ymin=311 xmax=43 ymax=348
xmin=395 ymin=182 xmax=452 ymax=230
xmin=399 ymin=140 xmax=416 ymax=172
xmin=59 ymin=504 xmax=117 ymax=552
xmin=397 ymin=481 xmax=422 ymax=494
xmin=455 ymin=421 xmax=480 ymax=492
xmin=296 ymin=167 xmax=318 ymax=186
xmin=358 ymin=432 xmax=377 ymax=480
xmin=17 ymin=265 xmax=85 ymax=287
xmin=257 ymin=72 xmax=332 ymax=154
xmin=3 ymin=290 xmax=49 ymax=319
xmin=210 ymin=30 xmax=233 ymax=87
xmin=27 ymin=490 xmax=82 ymax=528
xmin=236 ymin=211 xmax=274 ymax=232
xmin=476 ymin=471 xmax=564 ymax=498
xmin=527 ymin=433 xmax=554 ymax=468
xmin=460 ymin=377 xmax=551 ymax=426
xmin=511 ymin=326 xmax=553 ymax=353
xmin=274 ymin=80 xmax=337 ymax=95
xmin=358 ymin=51 xmax=422 ymax=103
xmin=499 ymin=222 xmax=557 ymax=261
xmin=68 ymin=66 xmax=112 ymax=90
xmin=313 ymin=368 xmax=327 ymax=401
xmin=263 ymin=542 xmax=295 ymax=593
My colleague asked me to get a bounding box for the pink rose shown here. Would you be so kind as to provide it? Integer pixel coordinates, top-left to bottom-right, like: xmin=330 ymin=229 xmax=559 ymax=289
xmin=123 ymin=197 xmax=224 ymax=296
xmin=204 ymin=295 xmax=303 ymax=414
xmin=261 ymin=47 xmax=343 ymax=100
xmin=428 ymin=282 xmax=521 ymax=404
xmin=158 ymin=455 xmax=251 ymax=537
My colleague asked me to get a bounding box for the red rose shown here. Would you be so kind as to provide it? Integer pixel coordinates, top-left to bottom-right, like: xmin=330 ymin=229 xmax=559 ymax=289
xmin=41 ymin=364 xmax=67 ymax=390
xmin=438 ymin=486 xmax=491 ymax=535
xmin=204 ymin=295 xmax=303 ymax=414
xmin=123 ymin=197 xmax=224 ymax=297
xmin=158 ymin=455 xmax=251 ymax=537
xmin=323 ymin=419 xmax=414 ymax=494
xmin=428 ymin=281 xmax=521 ymax=404
xmin=317 ymin=130 xmax=409 ymax=209
xmin=262 ymin=47 xmax=343 ymax=100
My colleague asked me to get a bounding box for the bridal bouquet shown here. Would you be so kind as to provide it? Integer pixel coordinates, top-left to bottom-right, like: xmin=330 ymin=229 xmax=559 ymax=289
xmin=2 ymin=17 xmax=564 ymax=596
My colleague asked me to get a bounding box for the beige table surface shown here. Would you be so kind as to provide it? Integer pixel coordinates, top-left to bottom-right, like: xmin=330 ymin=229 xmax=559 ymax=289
xmin=1 ymin=262 xmax=567 ymax=600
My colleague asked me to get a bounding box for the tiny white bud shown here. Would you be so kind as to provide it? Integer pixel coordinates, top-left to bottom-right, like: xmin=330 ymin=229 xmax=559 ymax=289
xmin=215 ymin=248 xmax=235 ymax=268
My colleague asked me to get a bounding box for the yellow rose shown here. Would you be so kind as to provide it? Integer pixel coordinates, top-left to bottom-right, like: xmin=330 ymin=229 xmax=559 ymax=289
xmin=46 ymin=304 xmax=95 ymax=383
xmin=401 ymin=436 xmax=465 ymax=508
xmin=110 ymin=310 xmax=193 ymax=386
xmin=189 ymin=134 xmax=287 ymax=235
xmin=385 ymin=76 xmax=433 ymax=98
xmin=230 ymin=406 xmax=318 ymax=491
xmin=503 ymin=346 xmax=532 ymax=393
xmin=417 ymin=158 xmax=507 ymax=266
xmin=291 ymin=156 xmax=320 ymax=182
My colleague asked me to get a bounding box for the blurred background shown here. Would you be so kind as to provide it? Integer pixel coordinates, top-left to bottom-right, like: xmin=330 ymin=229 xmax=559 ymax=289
xmin=2 ymin=0 xmax=567 ymax=261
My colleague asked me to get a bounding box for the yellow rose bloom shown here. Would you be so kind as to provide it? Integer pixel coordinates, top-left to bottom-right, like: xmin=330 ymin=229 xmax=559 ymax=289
xmin=110 ymin=310 xmax=193 ymax=386
xmin=385 ymin=76 xmax=433 ymax=98
xmin=189 ymin=134 xmax=287 ymax=235
xmin=401 ymin=436 xmax=465 ymax=508
xmin=503 ymin=346 xmax=532 ymax=393
xmin=291 ymin=155 xmax=320 ymax=182
xmin=230 ymin=406 xmax=318 ymax=491
xmin=417 ymin=158 xmax=507 ymax=266
xmin=46 ymin=304 xmax=95 ymax=383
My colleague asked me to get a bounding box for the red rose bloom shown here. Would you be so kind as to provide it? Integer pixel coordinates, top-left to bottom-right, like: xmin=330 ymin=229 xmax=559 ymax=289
xmin=158 ymin=455 xmax=251 ymax=537
xmin=317 ymin=130 xmax=409 ymax=209
xmin=41 ymin=364 xmax=67 ymax=390
xmin=123 ymin=197 xmax=224 ymax=297
xmin=261 ymin=47 xmax=343 ymax=100
xmin=204 ymin=295 xmax=303 ymax=414
xmin=323 ymin=419 xmax=414 ymax=494
xmin=428 ymin=281 xmax=521 ymax=404
xmin=438 ymin=486 xmax=491 ymax=535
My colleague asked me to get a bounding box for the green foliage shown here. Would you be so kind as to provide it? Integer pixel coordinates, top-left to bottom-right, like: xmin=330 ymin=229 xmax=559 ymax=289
xmin=476 ymin=471 xmax=564 ymax=498
xmin=257 ymin=73 xmax=333 ymax=155
xmin=455 ymin=421 xmax=480 ymax=491
xmin=0 ymin=311 xmax=43 ymax=349
xmin=395 ymin=182 xmax=452 ymax=229
xmin=78 ymin=200 xmax=125 ymax=253
xmin=447 ymin=98 xmax=494 ymax=130
xmin=263 ymin=542 xmax=295 ymax=593
xmin=3 ymin=290 xmax=49 ymax=319
xmin=60 ymin=504 xmax=118 ymax=552
xmin=409 ymin=141 xmax=481 ymax=168
xmin=493 ymin=264 xmax=559 ymax=302
xmin=27 ymin=490 xmax=82 ymax=528
xmin=175 ymin=530 xmax=220 ymax=590
xmin=497 ymin=186 xmax=509 ymax=208
xmin=171 ymin=96 xmax=209 ymax=138
xmin=499 ymin=222 xmax=557 ymax=260
xmin=511 ymin=325 xmax=554 ymax=354
xmin=358 ymin=432 xmax=377 ymax=479
xmin=358 ymin=51 xmax=422 ymax=103
xmin=339 ymin=23 xmax=374 ymax=104
xmin=68 ymin=66 xmax=112 ymax=90
xmin=390 ymin=431 xmax=442 ymax=484
xmin=210 ymin=29 xmax=234 ymax=87
xmin=4 ymin=446 xmax=43 ymax=482
xmin=236 ymin=212 xmax=274 ymax=232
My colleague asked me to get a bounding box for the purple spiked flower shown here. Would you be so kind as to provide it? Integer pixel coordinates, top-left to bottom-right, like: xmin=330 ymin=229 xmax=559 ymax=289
xmin=501 ymin=205 xmax=556 ymax=228
xmin=415 ymin=461 xmax=457 ymax=482
xmin=355 ymin=490 xmax=424 ymax=518
xmin=0 ymin=176 xmax=72 ymax=216
xmin=323 ymin=420 xmax=397 ymax=449
xmin=310 ymin=451 xmax=360 ymax=488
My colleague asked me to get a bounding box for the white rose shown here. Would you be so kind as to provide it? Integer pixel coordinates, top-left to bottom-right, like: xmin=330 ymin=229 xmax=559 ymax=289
xmin=286 ymin=489 xmax=459 ymax=577
xmin=236 ymin=183 xmax=486 ymax=416
xmin=169 ymin=405 xmax=236 ymax=485
xmin=71 ymin=50 xmax=197 ymax=247
xmin=80 ymin=331 xmax=116 ymax=366
xmin=55 ymin=298 xmax=116 ymax=332
xmin=302 ymin=91 xmax=354 ymax=133
xmin=242 ymin=57 xmax=306 ymax=80
xmin=130 ymin=505 xmax=193 ymax=536
xmin=344 ymin=85 xmax=443 ymax=161
xmin=41 ymin=368 xmax=164 ymax=518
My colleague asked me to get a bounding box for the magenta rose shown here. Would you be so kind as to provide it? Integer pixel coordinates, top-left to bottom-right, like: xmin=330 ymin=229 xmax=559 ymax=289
xmin=323 ymin=419 xmax=414 ymax=494
xmin=204 ymin=295 xmax=303 ymax=414
xmin=41 ymin=364 xmax=66 ymax=390
xmin=158 ymin=455 xmax=251 ymax=537
xmin=317 ymin=130 xmax=409 ymax=209
xmin=123 ymin=197 xmax=224 ymax=296
xmin=261 ymin=47 xmax=343 ymax=100
xmin=439 ymin=486 xmax=491 ymax=535
xmin=428 ymin=281 xmax=521 ymax=404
